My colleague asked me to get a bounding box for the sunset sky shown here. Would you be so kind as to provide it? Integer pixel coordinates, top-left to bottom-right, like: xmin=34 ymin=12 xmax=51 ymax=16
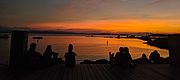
xmin=0 ymin=0 xmax=180 ymax=33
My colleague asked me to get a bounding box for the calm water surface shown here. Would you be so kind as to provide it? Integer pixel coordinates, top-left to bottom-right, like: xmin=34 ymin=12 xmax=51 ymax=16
xmin=0 ymin=34 xmax=169 ymax=64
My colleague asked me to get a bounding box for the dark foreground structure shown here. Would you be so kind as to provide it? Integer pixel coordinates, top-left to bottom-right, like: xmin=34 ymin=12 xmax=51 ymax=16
xmin=0 ymin=64 xmax=179 ymax=80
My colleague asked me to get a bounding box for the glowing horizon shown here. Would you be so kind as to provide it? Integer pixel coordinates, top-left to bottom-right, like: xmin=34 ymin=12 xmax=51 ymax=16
xmin=29 ymin=19 xmax=180 ymax=33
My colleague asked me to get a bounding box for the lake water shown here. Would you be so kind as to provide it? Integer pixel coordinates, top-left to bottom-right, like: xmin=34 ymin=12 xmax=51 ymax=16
xmin=0 ymin=34 xmax=169 ymax=64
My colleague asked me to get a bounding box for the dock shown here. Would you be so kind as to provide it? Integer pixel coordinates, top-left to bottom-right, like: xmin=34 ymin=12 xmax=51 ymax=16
xmin=0 ymin=64 xmax=179 ymax=80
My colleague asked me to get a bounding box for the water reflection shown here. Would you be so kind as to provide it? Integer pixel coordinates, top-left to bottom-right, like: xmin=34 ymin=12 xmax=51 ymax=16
xmin=29 ymin=35 xmax=168 ymax=63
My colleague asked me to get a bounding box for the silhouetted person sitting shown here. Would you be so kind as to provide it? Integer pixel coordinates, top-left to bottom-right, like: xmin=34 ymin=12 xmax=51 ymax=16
xmin=26 ymin=43 xmax=42 ymax=67
xmin=43 ymin=45 xmax=58 ymax=66
xmin=64 ymin=44 xmax=77 ymax=67
xmin=109 ymin=52 xmax=114 ymax=64
xmin=149 ymin=50 xmax=161 ymax=64
xmin=141 ymin=53 xmax=151 ymax=64
xmin=120 ymin=47 xmax=133 ymax=67
xmin=114 ymin=47 xmax=124 ymax=65
xmin=52 ymin=52 xmax=58 ymax=65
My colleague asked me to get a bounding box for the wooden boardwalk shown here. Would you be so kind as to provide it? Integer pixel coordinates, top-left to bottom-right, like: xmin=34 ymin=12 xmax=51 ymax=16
xmin=0 ymin=64 xmax=179 ymax=80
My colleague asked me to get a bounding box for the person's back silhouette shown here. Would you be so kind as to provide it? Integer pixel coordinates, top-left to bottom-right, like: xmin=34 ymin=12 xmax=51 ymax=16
xmin=43 ymin=45 xmax=56 ymax=66
xmin=120 ymin=47 xmax=133 ymax=67
xmin=149 ymin=50 xmax=161 ymax=64
xmin=43 ymin=45 xmax=59 ymax=66
xmin=64 ymin=44 xmax=76 ymax=67
xmin=26 ymin=43 xmax=42 ymax=66
xmin=109 ymin=52 xmax=114 ymax=64
xmin=141 ymin=53 xmax=150 ymax=64
xmin=115 ymin=47 xmax=123 ymax=65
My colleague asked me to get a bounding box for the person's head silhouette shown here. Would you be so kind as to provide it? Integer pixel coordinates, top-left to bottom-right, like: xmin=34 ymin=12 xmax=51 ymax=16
xmin=142 ymin=53 xmax=147 ymax=58
xmin=124 ymin=47 xmax=129 ymax=53
xmin=119 ymin=47 xmax=124 ymax=52
xmin=30 ymin=43 xmax=36 ymax=51
xmin=154 ymin=50 xmax=158 ymax=53
xmin=154 ymin=50 xmax=160 ymax=58
xmin=45 ymin=45 xmax=52 ymax=52
xmin=68 ymin=44 xmax=73 ymax=52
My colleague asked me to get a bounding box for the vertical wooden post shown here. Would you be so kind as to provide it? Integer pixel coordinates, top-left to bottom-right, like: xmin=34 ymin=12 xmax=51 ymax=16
xmin=168 ymin=34 xmax=180 ymax=65
xmin=10 ymin=31 xmax=28 ymax=68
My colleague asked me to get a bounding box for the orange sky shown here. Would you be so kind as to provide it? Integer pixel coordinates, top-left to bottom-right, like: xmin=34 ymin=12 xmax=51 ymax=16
xmin=29 ymin=19 xmax=180 ymax=33
xmin=1 ymin=0 xmax=180 ymax=33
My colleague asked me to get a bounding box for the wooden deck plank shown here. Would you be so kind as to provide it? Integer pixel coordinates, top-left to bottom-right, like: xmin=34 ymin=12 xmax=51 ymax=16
xmin=74 ymin=65 xmax=81 ymax=80
xmin=103 ymin=64 xmax=128 ymax=80
xmin=92 ymin=64 xmax=110 ymax=80
xmin=48 ymin=65 xmax=63 ymax=80
xmin=56 ymin=65 xmax=66 ymax=80
xmin=133 ymin=65 xmax=168 ymax=80
xmin=88 ymin=64 xmax=102 ymax=80
xmin=35 ymin=67 xmax=56 ymax=80
xmin=73 ymin=66 xmax=80 ymax=80
xmin=82 ymin=64 xmax=92 ymax=80
xmin=85 ymin=64 xmax=97 ymax=80
xmin=0 ymin=64 xmax=178 ymax=80
xmin=79 ymin=65 xmax=87 ymax=80
xmin=101 ymin=64 xmax=117 ymax=80
xmin=142 ymin=64 xmax=178 ymax=80
xmin=55 ymin=65 xmax=66 ymax=80
xmin=109 ymin=65 xmax=134 ymax=80
xmin=62 ymin=66 xmax=74 ymax=80
xmin=114 ymin=66 xmax=139 ymax=80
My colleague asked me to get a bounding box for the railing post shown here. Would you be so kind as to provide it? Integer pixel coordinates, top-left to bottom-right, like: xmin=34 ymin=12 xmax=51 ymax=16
xmin=168 ymin=34 xmax=180 ymax=65
xmin=10 ymin=31 xmax=28 ymax=69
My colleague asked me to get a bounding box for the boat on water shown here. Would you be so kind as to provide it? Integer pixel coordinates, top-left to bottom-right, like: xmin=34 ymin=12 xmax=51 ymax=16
xmin=32 ymin=36 xmax=43 ymax=39
xmin=0 ymin=35 xmax=9 ymax=39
